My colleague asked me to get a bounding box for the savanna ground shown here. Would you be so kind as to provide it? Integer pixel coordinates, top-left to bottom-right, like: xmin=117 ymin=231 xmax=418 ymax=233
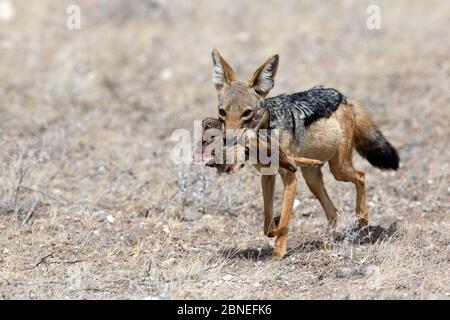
xmin=0 ymin=0 xmax=449 ymax=299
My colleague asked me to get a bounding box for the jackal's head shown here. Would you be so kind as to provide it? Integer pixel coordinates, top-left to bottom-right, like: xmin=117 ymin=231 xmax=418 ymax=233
xmin=211 ymin=49 xmax=279 ymax=133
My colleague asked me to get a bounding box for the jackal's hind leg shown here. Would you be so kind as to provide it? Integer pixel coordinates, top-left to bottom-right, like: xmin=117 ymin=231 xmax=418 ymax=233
xmin=330 ymin=160 xmax=368 ymax=229
xmin=301 ymin=167 xmax=339 ymax=242
xmin=328 ymin=105 xmax=368 ymax=230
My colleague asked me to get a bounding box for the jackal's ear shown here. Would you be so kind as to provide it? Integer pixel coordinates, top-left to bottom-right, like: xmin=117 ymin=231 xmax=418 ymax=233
xmin=211 ymin=49 xmax=236 ymax=91
xmin=249 ymin=54 xmax=279 ymax=97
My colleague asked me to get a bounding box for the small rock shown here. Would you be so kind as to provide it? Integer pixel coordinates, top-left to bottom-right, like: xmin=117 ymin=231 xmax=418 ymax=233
xmin=302 ymin=210 xmax=312 ymax=217
xmin=164 ymin=258 xmax=176 ymax=265
xmin=160 ymin=68 xmax=172 ymax=81
xmin=293 ymin=199 xmax=301 ymax=210
xmin=106 ymin=215 xmax=115 ymax=224
xmin=96 ymin=165 xmax=106 ymax=174
xmin=162 ymin=226 xmax=170 ymax=234
xmin=223 ymin=274 xmax=233 ymax=281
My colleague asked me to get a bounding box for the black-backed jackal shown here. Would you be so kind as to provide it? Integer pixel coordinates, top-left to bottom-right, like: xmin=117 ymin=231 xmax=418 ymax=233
xmin=205 ymin=49 xmax=399 ymax=257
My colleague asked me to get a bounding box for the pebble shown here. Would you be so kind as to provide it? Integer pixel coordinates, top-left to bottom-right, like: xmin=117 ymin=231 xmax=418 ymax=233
xmin=223 ymin=274 xmax=233 ymax=281
xmin=106 ymin=215 xmax=115 ymax=224
xmin=164 ymin=258 xmax=176 ymax=265
xmin=160 ymin=68 xmax=172 ymax=81
xmin=293 ymin=199 xmax=301 ymax=210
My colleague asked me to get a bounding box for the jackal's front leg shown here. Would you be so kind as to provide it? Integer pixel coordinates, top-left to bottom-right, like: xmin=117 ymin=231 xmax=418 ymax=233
xmin=273 ymin=171 xmax=297 ymax=257
xmin=261 ymin=175 xmax=278 ymax=237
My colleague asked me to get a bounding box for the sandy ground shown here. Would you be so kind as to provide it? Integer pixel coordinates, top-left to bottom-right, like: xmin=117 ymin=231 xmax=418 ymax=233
xmin=0 ymin=0 xmax=449 ymax=299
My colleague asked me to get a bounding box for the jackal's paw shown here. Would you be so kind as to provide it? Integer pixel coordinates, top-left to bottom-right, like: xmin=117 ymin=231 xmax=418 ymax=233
xmin=265 ymin=225 xmax=278 ymax=238
xmin=264 ymin=216 xmax=280 ymax=238
xmin=266 ymin=228 xmax=278 ymax=238
xmin=354 ymin=218 xmax=369 ymax=230
xmin=273 ymin=244 xmax=287 ymax=258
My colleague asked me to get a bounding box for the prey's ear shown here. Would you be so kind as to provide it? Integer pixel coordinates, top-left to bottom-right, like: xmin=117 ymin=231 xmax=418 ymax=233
xmin=211 ymin=49 xmax=237 ymax=91
xmin=249 ymin=54 xmax=279 ymax=97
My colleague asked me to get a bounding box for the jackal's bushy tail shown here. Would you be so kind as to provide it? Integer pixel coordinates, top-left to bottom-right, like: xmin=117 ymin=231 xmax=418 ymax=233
xmin=353 ymin=104 xmax=400 ymax=170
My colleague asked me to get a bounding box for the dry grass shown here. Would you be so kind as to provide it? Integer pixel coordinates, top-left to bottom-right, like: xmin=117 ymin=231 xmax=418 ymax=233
xmin=0 ymin=0 xmax=449 ymax=299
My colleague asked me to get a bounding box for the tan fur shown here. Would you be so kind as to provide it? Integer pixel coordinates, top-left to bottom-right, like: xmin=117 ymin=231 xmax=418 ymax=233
xmin=273 ymin=170 xmax=297 ymax=257
xmin=291 ymin=157 xmax=323 ymax=167
xmin=353 ymin=101 xmax=377 ymax=150
xmin=261 ymin=175 xmax=277 ymax=237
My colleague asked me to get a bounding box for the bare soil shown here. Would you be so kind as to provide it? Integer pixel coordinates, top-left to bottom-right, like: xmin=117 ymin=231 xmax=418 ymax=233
xmin=0 ymin=0 xmax=449 ymax=299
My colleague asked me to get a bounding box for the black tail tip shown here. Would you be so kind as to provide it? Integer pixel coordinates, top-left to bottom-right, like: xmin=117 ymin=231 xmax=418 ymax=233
xmin=366 ymin=142 xmax=400 ymax=170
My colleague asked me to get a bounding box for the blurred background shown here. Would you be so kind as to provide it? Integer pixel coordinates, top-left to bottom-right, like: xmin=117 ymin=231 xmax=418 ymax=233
xmin=0 ymin=0 xmax=449 ymax=299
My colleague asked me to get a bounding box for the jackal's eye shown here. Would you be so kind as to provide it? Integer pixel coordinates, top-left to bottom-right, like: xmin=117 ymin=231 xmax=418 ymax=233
xmin=242 ymin=109 xmax=253 ymax=118
xmin=218 ymin=109 xmax=226 ymax=117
